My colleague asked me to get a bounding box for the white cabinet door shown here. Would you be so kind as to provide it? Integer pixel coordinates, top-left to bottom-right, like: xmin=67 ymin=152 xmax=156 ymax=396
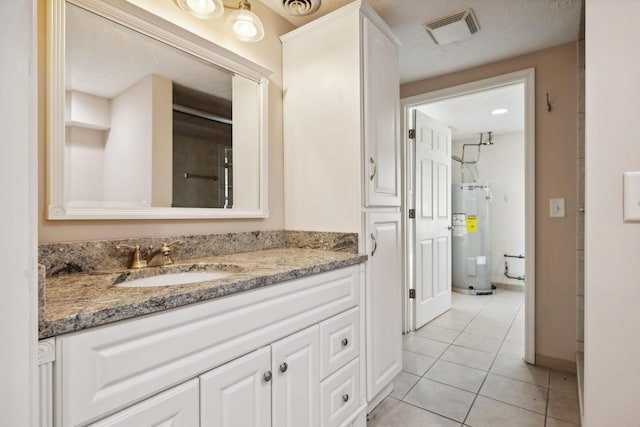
xmin=271 ymin=325 xmax=320 ymax=427
xmin=363 ymin=16 xmax=401 ymax=208
xmin=365 ymin=212 xmax=402 ymax=400
xmin=413 ymin=111 xmax=452 ymax=329
xmin=200 ymin=346 xmax=271 ymax=427
xmin=89 ymin=379 xmax=199 ymax=427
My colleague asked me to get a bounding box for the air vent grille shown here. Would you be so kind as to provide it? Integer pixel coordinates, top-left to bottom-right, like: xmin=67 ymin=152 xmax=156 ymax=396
xmin=282 ymin=0 xmax=320 ymax=16
xmin=424 ymin=8 xmax=480 ymax=45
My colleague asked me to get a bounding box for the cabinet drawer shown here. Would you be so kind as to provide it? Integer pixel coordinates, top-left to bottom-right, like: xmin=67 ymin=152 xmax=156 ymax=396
xmin=89 ymin=379 xmax=198 ymax=427
xmin=320 ymin=307 xmax=359 ymax=379
xmin=320 ymin=358 xmax=360 ymax=427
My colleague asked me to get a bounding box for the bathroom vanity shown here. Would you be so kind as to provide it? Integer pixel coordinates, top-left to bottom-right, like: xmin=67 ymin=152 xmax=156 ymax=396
xmin=39 ymin=247 xmax=367 ymax=426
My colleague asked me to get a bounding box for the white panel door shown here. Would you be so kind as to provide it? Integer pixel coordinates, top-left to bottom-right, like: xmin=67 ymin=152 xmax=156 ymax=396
xmin=363 ymin=16 xmax=401 ymax=207
xmin=89 ymin=379 xmax=199 ymax=427
xmin=365 ymin=211 xmax=402 ymax=400
xmin=414 ymin=110 xmax=452 ymax=329
xmin=200 ymin=346 xmax=271 ymax=427
xmin=272 ymin=325 xmax=320 ymax=427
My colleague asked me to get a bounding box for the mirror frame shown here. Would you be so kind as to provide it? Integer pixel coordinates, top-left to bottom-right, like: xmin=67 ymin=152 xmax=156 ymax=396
xmin=48 ymin=0 xmax=270 ymax=219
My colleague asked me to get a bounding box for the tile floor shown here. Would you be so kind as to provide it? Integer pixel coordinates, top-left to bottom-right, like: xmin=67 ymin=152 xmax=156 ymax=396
xmin=368 ymin=290 xmax=581 ymax=427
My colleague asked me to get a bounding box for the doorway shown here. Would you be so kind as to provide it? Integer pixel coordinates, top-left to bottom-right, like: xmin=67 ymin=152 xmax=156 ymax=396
xmin=401 ymin=69 xmax=536 ymax=364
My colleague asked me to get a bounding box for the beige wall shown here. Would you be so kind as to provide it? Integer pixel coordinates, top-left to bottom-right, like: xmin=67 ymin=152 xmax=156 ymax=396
xmin=38 ymin=0 xmax=294 ymax=242
xmin=402 ymin=43 xmax=578 ymax=364
xmin=584 ymin=1 xmax=640 ymax=424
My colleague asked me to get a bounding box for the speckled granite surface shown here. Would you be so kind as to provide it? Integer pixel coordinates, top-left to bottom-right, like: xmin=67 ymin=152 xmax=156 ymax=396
xmin=38 ymin=264 xmax=45 ymax=322
xmin=284 ymin=230 xmax=358 ymax=253
xmin=39 ymin=248 xmax=367 ymax=339
xmin=39 ymin=231 xmax=285 ymax=277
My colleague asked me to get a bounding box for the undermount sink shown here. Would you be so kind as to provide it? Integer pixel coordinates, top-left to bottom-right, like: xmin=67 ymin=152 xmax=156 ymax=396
xmin=115 ymin=271 xmax=234 ymax=288
xmin=111 ymin=263 xmax=242 ymax=288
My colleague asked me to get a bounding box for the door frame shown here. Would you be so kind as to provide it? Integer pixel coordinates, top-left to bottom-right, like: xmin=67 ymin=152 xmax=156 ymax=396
xmin=400 ymin=68 xmax=536 ymax=364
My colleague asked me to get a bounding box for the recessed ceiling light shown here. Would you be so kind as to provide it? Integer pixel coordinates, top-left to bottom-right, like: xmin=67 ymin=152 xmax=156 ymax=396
xmin=491 ymin=108 xmax=508 ymax=115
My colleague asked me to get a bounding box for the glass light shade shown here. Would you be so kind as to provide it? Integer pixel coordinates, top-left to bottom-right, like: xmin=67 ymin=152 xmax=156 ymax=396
xmin=175 ymin=0 xmax=224 ymax=19
xmin=228 ymin=8 xmax=265 ymax=42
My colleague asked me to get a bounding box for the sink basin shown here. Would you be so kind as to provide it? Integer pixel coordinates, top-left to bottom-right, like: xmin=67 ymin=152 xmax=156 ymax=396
xmin=115 ymin=271 xmax=234 ymax=288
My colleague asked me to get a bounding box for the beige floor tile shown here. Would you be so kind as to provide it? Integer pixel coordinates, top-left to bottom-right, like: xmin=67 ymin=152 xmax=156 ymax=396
xmin=425 ymin=359 xmax=487 ymax=393
xmin=504 ymin=325 xmax=525 ymax=344
xmin=549 ymin=371 xmax=578 ymax=395
xmin=390 ymin=371 xmax=420 ymax=399
xmin=403 ymin=335 xmax=449 ymax=358
xmin=465 ymin=395 xmax=545 ymax=427
xmin=453 ymin=332 xmax=502 ymax=353
xmin=545 ymin=416 xmax=579 ymax=426
xmin=489 ymin=356 xmax=549 ymax=387
xmin=547 ymin=389 xmax=580 ymax=424
xmin=440 ymin=345 xmax=495 ymax=371
xmin=403 ymin=378 xmax=475 ymax=422
xmin=414 ymin=324 xmax=460 ymax=343
xmin=402 ymin=350 xmax=437 ymax=376
xmin=497 ymin=341 xmax=524 ymax=360
xmin=430 ymin=314 xmax=473 ymax=331
xmin=367 ymin=397 xmax=461 ymax=427
xmin=464 ymin=320 xmax=511 ymax=340
xmin=479 ymin=373 xmax=547 ymax=414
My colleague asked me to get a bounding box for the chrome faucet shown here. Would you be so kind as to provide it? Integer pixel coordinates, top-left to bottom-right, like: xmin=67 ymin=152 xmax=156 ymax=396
xmin=117 ymin=240 xmax=184 ymax=269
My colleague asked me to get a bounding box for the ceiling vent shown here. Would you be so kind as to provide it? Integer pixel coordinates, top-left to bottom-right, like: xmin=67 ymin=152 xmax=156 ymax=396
xmin=282 ymin=0 xmax=320 ymax=16
xmin=424 ymin=8 xmax=479 ymax=45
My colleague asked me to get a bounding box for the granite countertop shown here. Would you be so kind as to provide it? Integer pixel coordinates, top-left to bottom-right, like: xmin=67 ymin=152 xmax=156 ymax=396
xmin=40 ymin=248 xmax=367 ymax=339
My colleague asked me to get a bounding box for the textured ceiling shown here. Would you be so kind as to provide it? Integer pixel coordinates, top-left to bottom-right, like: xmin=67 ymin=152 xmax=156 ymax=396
xmin=263 ymin=0 xmax=582 ymax=84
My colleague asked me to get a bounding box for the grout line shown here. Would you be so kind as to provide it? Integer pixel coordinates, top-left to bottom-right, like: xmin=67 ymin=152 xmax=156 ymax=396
xmin=396 ymin=291 xmax=537 ymax=426
xmin=460 ymin=292 xmax=526 ymax=425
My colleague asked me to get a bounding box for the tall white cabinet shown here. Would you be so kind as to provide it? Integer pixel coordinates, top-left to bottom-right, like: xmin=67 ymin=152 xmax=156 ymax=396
xmin=282 ymin=0 xmax=402 ymax=407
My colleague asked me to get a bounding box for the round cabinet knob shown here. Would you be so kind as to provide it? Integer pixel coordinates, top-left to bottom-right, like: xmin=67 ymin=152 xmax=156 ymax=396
xmin=263 ymin=371 xmax=272 ymax=382
xmin=279 ymin=362 xmax=288 ymax=373
xmin=342 ymin=394 xmax=349 ymax=403
xmin=341 ymin=338 xmax=349 ymax=346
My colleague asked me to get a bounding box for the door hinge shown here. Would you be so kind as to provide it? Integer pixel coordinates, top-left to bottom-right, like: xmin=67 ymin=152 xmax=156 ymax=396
xmin=408 ymin=209 xmax=415 ymax=219
xmin=409 ymin=289 xmax=416 ymax=299
xmin=408 ymin=129 xmax=416 ymax=139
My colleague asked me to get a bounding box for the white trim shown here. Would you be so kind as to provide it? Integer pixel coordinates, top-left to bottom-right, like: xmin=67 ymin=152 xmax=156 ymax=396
xmin=0 ymin=0 xmax=38 ymax=423
xmin=47 ymin=0 xmax=270 ymax=220
xmin=400 ymin=68 xmax=536 ymax=364
xmin=38 ymin=339 xmax=56 ymax=427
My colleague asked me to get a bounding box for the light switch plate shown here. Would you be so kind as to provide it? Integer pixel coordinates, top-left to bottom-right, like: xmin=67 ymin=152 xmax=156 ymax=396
xmin=623 ymin=172 xmax=640 ymax=221
xmin=549 ymin=198 xmax=565 ymax=218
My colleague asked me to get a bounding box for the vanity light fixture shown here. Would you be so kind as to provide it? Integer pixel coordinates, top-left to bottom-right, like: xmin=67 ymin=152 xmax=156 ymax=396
xmin=491 ymin=108 xmax=508 ymax=115
xmin=228 ymin=1 xmax=265 ymax=42
xmin=174 ymin=0 xmax=264 ymax=43
xmin=174 ymin=0 xmax=225 ymax=19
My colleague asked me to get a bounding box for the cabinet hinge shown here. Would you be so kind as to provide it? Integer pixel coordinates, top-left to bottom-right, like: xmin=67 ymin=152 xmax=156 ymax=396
xmin=408 ymin=209 xmax=415 ymax=219
xmin=408 ymin=129 xmax=416 ymax=139
xmin=409 ymin=289 xmax=416 ymax=299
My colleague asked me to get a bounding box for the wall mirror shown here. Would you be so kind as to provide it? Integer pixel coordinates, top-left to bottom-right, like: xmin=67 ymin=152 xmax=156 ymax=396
xmin=48 ymin=0 xmax=270 ymax=219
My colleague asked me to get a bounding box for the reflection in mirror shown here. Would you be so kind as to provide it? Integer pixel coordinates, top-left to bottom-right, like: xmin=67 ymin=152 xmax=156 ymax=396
xmin=66 ymin=3 xmax=233 ymax=209
xmin=48 ymin=0 xmax=269 ymax=219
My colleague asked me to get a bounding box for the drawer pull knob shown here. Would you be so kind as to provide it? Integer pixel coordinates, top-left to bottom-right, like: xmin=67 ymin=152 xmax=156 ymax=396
xmin=263 ymin=371 xmax=272 ymax=382
xmin=342 ymin=394 xmax=349 ymax=403
xmin=341 ymin=338 xmax=349 ymax=346
xmin=279 ymin=362 xmax=288 ymax=373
